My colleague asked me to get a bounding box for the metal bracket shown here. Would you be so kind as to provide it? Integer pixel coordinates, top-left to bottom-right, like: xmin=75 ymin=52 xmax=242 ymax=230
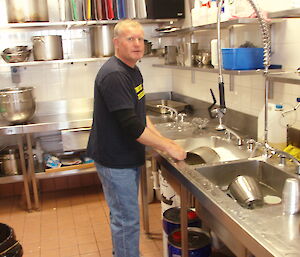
xmin=229 ymin=74 xmax=234 ymax=91
xmin=10 ymin=66 xmax=21 ymax=84
xmin=191 ymin=70 xmax=195 ymax=83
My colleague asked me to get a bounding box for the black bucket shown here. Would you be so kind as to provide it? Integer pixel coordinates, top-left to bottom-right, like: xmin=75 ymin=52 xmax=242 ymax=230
xmin=0 ymin=223 xmax=23 ymax=257
xmin=168 ymin=227 xmax=211 ymax=257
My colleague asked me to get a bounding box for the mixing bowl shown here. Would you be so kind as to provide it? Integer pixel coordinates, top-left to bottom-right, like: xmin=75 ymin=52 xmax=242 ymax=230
xmin=1 ymin=46 xmax=31 ymax=63
xmin=0 ymin=87 xmax=36 ymax=124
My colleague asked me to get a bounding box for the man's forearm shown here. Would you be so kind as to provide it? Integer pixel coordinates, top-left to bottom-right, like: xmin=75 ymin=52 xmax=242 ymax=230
xmin=146 ymin=116 xmax=162 ymax=137
xmin=136 ymin=127 xmax=167 ymax=151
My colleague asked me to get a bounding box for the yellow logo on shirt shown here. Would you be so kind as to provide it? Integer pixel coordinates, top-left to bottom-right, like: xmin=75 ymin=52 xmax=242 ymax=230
xmin=135 ymin=84 xmax=145 ymax=100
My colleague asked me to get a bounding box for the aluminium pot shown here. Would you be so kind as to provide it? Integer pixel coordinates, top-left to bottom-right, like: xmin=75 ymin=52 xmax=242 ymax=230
xmin=0 ymin=87 xmax=36 ymax=124
xmin=32 ymin=35 xmax=63 ymax=61
xmin=90 ymin=25 xmax=114 ymax=57
xmin=6 ymin=0 xmax=49 ymax=23
xmin=0 ymin=148 xmax=20 ymax=176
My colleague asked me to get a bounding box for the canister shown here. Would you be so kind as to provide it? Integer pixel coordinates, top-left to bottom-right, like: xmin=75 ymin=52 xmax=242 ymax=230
xmin=163 ymin=207 xmax=201 ymax=235
xmin=32 ymin=35 xmax=63 ymax=61
xmin=164 ymin=46 xmax=177 ymax=65
xmin=90 ymin=25 xmax=114 ymax=57
xmin=168 ymin=227 xmax=211 ymax=257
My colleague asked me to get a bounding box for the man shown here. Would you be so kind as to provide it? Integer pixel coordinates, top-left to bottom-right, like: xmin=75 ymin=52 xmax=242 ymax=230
xmin=87 ymin=19 xmax=186 ymax=257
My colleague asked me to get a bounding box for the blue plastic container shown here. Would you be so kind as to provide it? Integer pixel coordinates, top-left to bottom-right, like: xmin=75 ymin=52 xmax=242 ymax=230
xmin=222 ymin=48 xmax=264 ymax=70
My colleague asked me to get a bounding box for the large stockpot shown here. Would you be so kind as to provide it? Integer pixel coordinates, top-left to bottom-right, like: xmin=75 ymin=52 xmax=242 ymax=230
xmin=90 ymin=25 xmax=114 ymax=57
xmin=32 ymin=35 xmax=63 ymax=61
xmin=0 ymin=87 xmax=36 ymax=124
xmin=6 ymin=0 xmax=49 ymax=23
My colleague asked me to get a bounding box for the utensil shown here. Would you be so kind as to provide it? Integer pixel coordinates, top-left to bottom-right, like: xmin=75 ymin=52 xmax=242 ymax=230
xmin=144 ymin=40 xmax=152 ymax=55
xmin=202 ymin=52 xmax=211 ymax=65
xmin=229 ymin=175 xmax=263 ymax=209
xmin=164 ymin=46 xmax=177 ymax=65
xmin=32 ymin=35 xmax=63 ymax=61
xmin=90 ymin=25 xmax=114 ymax=57
xmin=185 ymin=146 xmax=220 ymax=165
xmin=184 ymin=42 xmax=198 ymax=66
xmin=1 ymin=46 xmax=31 ymax=63
xmin=5 ymin=0 xmax=49 ymax=23
xmin=282 ymin=178 xmax=300 ymax=215
xmin=0 ymin=87 xmax=36 ymax=124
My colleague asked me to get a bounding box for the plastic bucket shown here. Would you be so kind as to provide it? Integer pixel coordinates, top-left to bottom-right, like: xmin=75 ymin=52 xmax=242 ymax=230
xmin=0 ymin=223 xmax=23 ymax=257
xmin=163 ymin=207 xmax=201 ymax=235
xmin=168 ymin=227 xmax=211 ymax=257
xmin=222 ymin=48 xmax=264 ymax=70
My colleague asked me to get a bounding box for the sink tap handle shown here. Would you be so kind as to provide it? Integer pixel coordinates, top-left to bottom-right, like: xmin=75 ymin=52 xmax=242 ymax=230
xmin=247 ymin=139 xmax=256 ymax=151
xmin=177 ymin=113 xmax=187 ymax=122
xmin=278 ymin=154 xmax=286 ymax=167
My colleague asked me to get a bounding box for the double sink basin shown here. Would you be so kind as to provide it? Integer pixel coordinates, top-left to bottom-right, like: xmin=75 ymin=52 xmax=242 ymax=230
xmin=178 ymin=136 xmax=296 ymax=209
xmin=151 ymin=114 xmax=296 ymax=209
xmin=173 ymin=135 xmax=296 ymax=209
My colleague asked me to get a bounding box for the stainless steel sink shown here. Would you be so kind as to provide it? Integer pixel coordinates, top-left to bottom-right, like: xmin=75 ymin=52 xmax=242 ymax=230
xmin=148 ymin=115 xmax=174 ymax=124
xmin=196 ymin=159 xmax=295 ymax=206
xmin=175 ymin=136 xmax=253 ymax=163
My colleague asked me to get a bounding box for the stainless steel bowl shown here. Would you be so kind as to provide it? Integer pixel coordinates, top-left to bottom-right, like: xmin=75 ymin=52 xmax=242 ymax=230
xmin=0 ymin=87 xmax=36 ymax=124
xmin=229 ymin=175 xmax=263 ymax=209
xmin=1 ymin=46 xmax=31 ymax=63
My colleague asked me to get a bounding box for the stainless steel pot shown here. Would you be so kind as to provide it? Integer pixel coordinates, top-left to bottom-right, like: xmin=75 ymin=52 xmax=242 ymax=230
xmin=32 ymin=35 xmax=63 ymax=61
xmin=0 ymin=148 xmax=20 ymax=176
xmin=164 ymin=46 xmax=177 ymax=65
xmin=6 ymin=0 xmax=49 ymax=23
xmin=90 ymin=25 xmax=114 ymax=57
xmin=0 ymin=87 xmax=36 ymax=124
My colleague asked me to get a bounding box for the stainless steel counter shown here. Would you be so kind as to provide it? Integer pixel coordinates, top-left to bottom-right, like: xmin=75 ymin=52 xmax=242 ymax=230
xmin=155 ymin=152 xmax=300 ymax=257
xmin=0 ymin=112 xmax=93 ymax=135
xmin=2 ymin=99 xmax=299 ymax=257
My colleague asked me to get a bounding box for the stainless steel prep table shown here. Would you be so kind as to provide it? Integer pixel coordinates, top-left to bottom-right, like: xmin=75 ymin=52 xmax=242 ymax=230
xmin=0 ymin=112 xmax=93 ymax=211
xmin=0 ymin=111 xmax=153 ymax=237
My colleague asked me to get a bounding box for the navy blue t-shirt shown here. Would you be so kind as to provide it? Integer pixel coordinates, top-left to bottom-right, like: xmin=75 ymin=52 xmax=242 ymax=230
xmin=87 ymin=56 xmax=146 ymax=168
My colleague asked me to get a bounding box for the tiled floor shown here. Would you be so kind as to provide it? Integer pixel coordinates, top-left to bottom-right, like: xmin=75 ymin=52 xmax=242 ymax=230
xmin=0 ymin=185 xmax=163 ymax=257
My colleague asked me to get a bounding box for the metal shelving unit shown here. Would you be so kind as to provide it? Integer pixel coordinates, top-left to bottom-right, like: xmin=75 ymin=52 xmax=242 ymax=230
xmin=152 ymin=63 xmax=274 ymax=75
xmin=268 ymin=72 xmax=300 ymax=85
xmin=153 ymin=18 xmax=264 ymax=37
xmin=269 ymin=8 xmax=300 ymax=18
xmin=0 ymin=18 xmax=177 ymax=29
xmin=0 ymin=57 xmax=108 ymax=67
xmin=0 ymin=174 xmax=24 ymax=184
xmin=36 ymin=167 xmax=97 ymax=180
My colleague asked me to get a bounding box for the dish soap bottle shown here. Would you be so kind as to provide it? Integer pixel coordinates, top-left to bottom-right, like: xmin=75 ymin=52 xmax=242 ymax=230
xmin=257 ymin=103 xmax=287 ymax=150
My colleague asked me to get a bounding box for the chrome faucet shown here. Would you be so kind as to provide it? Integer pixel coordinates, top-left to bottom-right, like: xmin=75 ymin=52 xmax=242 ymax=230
xmin=156 ymin=104 xmax=178 ymax=121
xmin=224 ymin=126 xmax=243 ymax=146
xmin=250 ymin=141 xmax=300 ymax=174
xmin=266 ymin=144 xmax=300 ymax=175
